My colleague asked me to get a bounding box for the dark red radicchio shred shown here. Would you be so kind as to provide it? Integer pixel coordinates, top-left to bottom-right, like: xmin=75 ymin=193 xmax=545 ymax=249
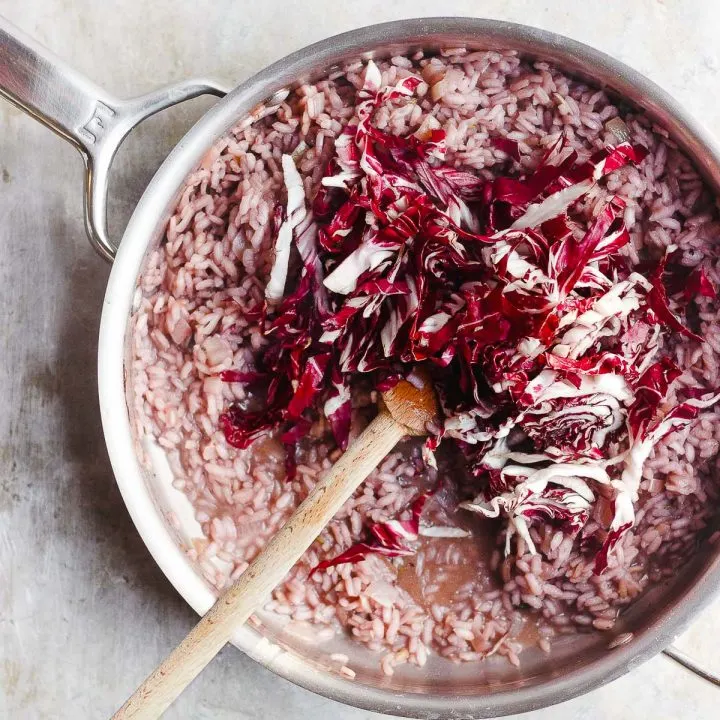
xmin=627 ymin=357 xmax=683 ymax=438
xmin=684 ymin=266 xmax=717 ymax=302
xmin=663 ymin=258 xmax=718 ymax=305
xmin=490 ymin=136 xmax=522 ymax=162
xmin=217 ymin=59 xmax=719 ymax=577
xmin=309 ymin=490 xmax=433 ymax=576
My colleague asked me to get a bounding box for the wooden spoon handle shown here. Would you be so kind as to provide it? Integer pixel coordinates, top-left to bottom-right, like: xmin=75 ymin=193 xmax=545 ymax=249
xmin=112 ymin=411 xmax=406 ymax=720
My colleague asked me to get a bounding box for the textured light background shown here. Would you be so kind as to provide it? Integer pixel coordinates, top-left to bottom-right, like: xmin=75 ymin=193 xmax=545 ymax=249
xmin=1 ymin=0 xmax=719 ymax=717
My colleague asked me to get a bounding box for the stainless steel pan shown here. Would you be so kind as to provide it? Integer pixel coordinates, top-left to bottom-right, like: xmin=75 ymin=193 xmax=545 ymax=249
xmin=2 ymin=15 xmax=719 ymax=718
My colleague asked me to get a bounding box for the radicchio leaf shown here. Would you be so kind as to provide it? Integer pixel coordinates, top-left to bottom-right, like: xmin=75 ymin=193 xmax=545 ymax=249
xmin=647 ymin=251 xmax=703 ymax=342
xmin=684 ymin=266 xmax=717 ymax=302
xmin=462 ymin=472 xmax=594 ymax=555
xmin=218 ymin=61 xmax=719 ymax=579
xmin=491 ymin=136 xmax=521 ymax=162
xmin=309 ymin=490 xmax=433 ymax=576
xmin=324 ymin=366 xmax=352 ymax=450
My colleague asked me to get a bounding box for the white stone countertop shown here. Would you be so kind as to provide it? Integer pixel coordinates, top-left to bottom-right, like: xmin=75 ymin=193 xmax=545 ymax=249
xmin=1 ymin=0 xmax=720 ymax=717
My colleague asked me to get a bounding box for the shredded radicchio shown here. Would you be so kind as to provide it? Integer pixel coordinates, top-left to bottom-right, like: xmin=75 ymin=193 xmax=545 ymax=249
xmin=309 ymin=490 xmax=433 ymax=575
xmin=219 ymin=61 xmax=720 ymax=574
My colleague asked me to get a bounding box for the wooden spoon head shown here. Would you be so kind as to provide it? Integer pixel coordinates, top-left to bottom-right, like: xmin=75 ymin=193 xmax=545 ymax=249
xmin=381 ymin=367 xmax=439 ymax=436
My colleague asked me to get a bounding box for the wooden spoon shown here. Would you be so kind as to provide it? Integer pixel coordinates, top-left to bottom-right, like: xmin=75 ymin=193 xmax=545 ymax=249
xmin=113 ymin=369 xmax=438 ymax=719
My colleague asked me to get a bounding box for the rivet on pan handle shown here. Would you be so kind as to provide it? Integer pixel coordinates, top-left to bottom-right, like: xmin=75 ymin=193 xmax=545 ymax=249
xmin=0 ymin=15 xmax=228 ymax=262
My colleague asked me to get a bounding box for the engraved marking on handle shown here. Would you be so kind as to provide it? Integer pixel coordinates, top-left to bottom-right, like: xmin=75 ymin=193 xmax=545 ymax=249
xmin=77 ymin=101 xmax=116 ymax=144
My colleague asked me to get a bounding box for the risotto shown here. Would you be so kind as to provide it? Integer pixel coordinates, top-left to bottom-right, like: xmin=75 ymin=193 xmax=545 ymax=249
xmin=129 ymin=48 xmax=720 ymax=674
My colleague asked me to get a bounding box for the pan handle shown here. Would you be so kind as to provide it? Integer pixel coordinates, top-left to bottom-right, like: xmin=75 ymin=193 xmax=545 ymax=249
xmin=0 ymin=16 xmax=228 ymax=261
xmin=663 ymin=646 xmax=720 ymax=688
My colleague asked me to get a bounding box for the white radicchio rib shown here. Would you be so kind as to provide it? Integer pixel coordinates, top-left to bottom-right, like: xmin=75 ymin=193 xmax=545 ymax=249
xmin=265 ymin=154 xmax=309 ymax=303
xmin=461 ymin=465 xmax=597 ymax=555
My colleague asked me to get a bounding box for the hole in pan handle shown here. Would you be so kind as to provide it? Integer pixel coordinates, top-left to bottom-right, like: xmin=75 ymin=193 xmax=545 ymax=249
xmin=0 ymin=14 xmax=229 ymax=262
